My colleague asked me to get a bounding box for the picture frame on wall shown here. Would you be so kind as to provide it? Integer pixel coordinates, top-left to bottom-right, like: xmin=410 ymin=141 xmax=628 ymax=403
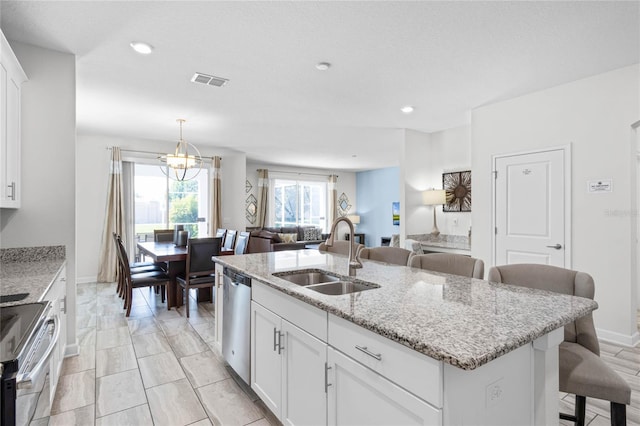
xmin=443 ymin=171 xmax=472 ymax=212
xmin=392 ymin=201 xmax=400 ymax=225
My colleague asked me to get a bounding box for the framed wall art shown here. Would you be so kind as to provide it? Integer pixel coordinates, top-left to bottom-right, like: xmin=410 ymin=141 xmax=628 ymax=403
xmin=392 ymin=201 xmax=400 ymax=225
xmin=442 ymin=171 xmax=471 ymax=212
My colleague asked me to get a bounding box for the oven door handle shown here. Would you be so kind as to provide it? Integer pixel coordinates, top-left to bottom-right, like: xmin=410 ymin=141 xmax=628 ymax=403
xmin=17 ymin=314 xmax=60 ymax=389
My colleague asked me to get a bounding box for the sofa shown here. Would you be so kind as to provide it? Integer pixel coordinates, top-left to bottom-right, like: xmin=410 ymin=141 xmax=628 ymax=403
xmin=247 ymin=226 xmax=328 ymax=253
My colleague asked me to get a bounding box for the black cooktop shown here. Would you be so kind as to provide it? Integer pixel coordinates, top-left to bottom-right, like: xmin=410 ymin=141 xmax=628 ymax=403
xmin=0 ymin=302 xmax=48 ymax=363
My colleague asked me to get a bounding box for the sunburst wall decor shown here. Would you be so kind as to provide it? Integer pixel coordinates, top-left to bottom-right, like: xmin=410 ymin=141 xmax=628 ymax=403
xmin=443 ymin=171 xmax=471 ymax=212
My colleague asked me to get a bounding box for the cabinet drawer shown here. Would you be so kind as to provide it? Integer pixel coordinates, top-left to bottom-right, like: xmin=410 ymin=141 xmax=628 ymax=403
xmin=252 ymin=281 xmax=327 ymax=342
xmin=328 ymin=314 xmax=442 ymax=407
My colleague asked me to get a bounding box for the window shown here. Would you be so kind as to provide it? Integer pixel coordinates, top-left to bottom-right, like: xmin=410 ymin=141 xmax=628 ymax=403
xmin=271 ymin=178 xmax=327 ymax=230
xmin=133 ymin=163 xmax=209 ymax=240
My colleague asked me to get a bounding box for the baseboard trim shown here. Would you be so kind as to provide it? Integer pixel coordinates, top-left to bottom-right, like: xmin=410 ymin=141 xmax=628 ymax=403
xmin=596 ymin=328 xmax=640 ymax=347
xmin=76 ymin=276 xmax=97 ymax=284
xmin=64 ymin=341 xmax=80 ymax=357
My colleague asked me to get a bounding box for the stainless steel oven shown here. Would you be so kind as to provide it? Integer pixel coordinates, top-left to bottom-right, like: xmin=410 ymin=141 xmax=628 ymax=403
xmin=1 ymin=302 xmax=60 ymax=426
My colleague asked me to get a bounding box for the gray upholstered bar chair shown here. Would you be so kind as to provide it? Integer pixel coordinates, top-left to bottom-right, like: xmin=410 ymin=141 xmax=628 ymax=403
xmin=488 ymin=264 xmax=630 ymax=426
xmin=318 ymin=240 xmax=363 ymax=256
xmin=409 ymin=253 xmax=484 ymax=279
xmin=358 ymin=246 xmax=413 ymax=266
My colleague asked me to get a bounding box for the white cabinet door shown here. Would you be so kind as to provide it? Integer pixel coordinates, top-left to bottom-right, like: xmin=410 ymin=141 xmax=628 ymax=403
xmin=327 ymin=347 xmax=441 ymax=426
xmin=251 ymin=301 xmax=283 ymax=417
xmin=281 ymin=319 xmax=327 ymax=426
xmin=0 ymin=32 xmax=26 ymax=208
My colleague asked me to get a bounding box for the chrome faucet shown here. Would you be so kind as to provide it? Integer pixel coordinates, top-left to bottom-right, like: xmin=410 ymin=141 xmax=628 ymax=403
xmin=325 ymin=216 xmax=363 ymax=276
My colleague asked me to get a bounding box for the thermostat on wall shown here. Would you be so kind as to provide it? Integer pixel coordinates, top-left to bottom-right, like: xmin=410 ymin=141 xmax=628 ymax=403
xmin=587 ymin=179 xmax=613 ymax=193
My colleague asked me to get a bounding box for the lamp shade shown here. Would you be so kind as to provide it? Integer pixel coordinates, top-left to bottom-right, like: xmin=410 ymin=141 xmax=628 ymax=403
xmin=422 ymin=189 xmax=446 ymax=206
xmin=346 ymin=214 xmax=360 ymax=225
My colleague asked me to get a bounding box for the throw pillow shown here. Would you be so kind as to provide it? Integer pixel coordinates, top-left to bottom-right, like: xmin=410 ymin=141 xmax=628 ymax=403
xmin=278 ymin=233 xmax=297 ymax=243
xmin=303 ymin=227 xmax=319 ymax=241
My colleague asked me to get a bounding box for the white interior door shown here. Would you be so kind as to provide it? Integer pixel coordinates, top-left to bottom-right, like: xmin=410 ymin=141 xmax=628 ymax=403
xmin=494 ymin=148 xmax=568 ymax=267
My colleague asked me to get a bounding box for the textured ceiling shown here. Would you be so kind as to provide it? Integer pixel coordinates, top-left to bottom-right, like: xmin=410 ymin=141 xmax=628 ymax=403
xmin=1 ymin=1 xmax=638 ymax=171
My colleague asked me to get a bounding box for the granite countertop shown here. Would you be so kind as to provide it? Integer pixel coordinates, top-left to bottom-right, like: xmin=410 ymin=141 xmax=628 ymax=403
xmin=407 ymin=233 xmax=471 ymax=251
xmin=0 ymin=246 xmax=66 ymax=307
xmin=214 ymin=250 xmax=597 ymax=370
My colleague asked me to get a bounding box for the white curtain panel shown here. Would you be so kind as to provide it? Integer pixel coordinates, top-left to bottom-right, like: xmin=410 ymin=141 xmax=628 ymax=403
xmin=97 ymin=147 xmax=125 ymax=282
xmin=257 ymin=169 xmax=269 ymax=228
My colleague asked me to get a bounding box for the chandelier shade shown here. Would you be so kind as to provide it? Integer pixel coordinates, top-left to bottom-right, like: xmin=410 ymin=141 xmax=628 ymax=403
xmin=159 ymin=119 xmax=203 ymax=181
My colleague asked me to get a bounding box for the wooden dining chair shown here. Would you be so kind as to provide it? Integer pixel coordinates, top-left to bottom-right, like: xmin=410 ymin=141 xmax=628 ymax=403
xmin=112 ymin=233 xmax=164 ymax=298
xmin=234 ymin=231 xmax=251 ymax=255
xmin=222 ymin=229 xmax=237 ymax=251
xmin=176 ymin=237 xmax=222 ymax=317
xmin=115 ymin=235 xmax=171 ymax=316
xmin=215 ymin=228 xmax=227 ymax=239
xmin=154 ymin=228 xmax=174 ymax=242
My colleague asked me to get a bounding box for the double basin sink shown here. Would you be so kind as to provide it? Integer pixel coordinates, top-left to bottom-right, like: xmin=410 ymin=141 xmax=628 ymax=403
xmin=272 ymin=269 xmax=380 ymax=295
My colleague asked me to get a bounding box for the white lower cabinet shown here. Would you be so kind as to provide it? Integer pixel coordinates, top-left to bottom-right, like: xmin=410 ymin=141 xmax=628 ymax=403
xmin=327 ymin=347 xmax=441 ymax=425
xmin=251 ymin=280 xmax=442 ymax=425
xmin=251 ymin=301 xmax=327 ymax=425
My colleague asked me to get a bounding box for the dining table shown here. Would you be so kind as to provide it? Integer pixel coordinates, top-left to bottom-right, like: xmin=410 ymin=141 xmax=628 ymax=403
xmin=136 ymin=241 xmax=213 ymax=309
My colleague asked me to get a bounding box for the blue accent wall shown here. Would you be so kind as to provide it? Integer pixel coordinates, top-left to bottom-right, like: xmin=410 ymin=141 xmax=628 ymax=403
xmin=356 ymin=167 xmax=400 ymax=247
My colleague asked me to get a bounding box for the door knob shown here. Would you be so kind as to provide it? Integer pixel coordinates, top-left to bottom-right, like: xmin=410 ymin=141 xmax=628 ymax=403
xmin=546 ymin=244 xmax=562 ymax=250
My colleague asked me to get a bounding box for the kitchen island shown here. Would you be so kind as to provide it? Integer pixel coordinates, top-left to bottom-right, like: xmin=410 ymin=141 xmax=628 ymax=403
xmin=213 ymin=250 xmax=597 ymax=425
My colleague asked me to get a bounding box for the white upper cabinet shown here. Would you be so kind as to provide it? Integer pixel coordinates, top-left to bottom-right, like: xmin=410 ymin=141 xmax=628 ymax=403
xmin=1 ymin=30 xmax=28 ymax=208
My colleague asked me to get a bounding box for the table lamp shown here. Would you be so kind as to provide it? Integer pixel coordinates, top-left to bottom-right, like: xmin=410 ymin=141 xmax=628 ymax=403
xmin=422 ymin=189 xmax=446 ymax=237
xmin=346 ymin=214 xmax=360 ymax=227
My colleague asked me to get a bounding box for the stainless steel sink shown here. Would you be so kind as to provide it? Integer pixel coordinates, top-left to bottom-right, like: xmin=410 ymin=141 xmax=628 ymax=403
xmin=272 ymin=269 xmax=380 ymax=295
xmin=273 ymin=269 xmax=341 ymax=286
xmin=306 ymin=281 xmax=379 ymax=295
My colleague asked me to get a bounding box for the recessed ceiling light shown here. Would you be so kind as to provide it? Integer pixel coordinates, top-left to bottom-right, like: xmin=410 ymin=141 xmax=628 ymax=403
xmin=401 ymin=105 xmax=414 ymax=114
xmin=130 ymin=41 xmax=154 ymax=55
xmin=316 ymin=62 xmax=331 ymax=71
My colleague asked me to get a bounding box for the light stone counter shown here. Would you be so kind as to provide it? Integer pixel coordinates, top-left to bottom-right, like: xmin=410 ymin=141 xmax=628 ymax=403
xmin=214 ymin=250 xmax=597 ymax=370
xmin=0 ymin=246 xmax=66 ymax=307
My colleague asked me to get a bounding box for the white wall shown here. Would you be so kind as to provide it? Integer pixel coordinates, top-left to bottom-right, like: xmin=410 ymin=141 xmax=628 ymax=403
xmin=246 ymin=161 xmax=356 ymax=238
xmin=472 ymin=64 xmax=640 ymax=345
xmin=401 ymin=126 xmax=472 ymax=240
xmin=0 ymin=41 xmax=77 ymax=352
xmin=76 ymin=132 xmax=243 ymax=282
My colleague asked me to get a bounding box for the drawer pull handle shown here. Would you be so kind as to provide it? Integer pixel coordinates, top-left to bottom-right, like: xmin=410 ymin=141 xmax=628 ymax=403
xmin=355 ymin=345 xmax=382 ymax=361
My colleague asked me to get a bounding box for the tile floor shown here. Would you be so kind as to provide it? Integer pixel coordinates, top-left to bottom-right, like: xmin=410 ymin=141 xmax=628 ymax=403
xmin=35 ymin=282 xmax=640 ymax=425
xmin=37 ymin=282 xmax=278 ymax=426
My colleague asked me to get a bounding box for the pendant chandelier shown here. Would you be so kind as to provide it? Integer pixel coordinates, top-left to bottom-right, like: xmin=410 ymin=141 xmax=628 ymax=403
xmin=159 ymin=119 xmax=203 ymax=181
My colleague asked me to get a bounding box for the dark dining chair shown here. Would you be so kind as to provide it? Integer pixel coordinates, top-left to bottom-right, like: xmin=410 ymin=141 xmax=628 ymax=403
xmin=234 ymin=231 xmax=251 ymax=255
xmin=222 ymin=229 xmax=237 ymax=251
xmin=115 ymin=235 xmax=171 ymax=316
xmin=154 ymin=228 xmax=174 ymax=242
xmin=176 ymin=237 xmax=222 ymax=317
xmin=215 ymin=228 xmax=227 ymax=239
xmin=112 ymin=233 xmax=164 ymax=298
xmin=488 ymin=264 xmax=630 ymax=426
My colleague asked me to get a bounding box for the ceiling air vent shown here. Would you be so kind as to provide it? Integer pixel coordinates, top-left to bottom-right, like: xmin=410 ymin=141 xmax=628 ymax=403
xmin=191 ymin=72 xmax=229 ymax=87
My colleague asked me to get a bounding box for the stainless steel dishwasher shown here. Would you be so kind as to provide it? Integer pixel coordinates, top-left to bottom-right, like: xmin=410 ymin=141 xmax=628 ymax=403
xmin=222 ymin=267 xmax=252 ymax=384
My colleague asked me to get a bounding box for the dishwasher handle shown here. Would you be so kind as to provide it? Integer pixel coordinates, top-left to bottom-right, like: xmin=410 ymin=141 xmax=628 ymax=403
xmin=223 ymin=267 xmax=251 ymax=287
